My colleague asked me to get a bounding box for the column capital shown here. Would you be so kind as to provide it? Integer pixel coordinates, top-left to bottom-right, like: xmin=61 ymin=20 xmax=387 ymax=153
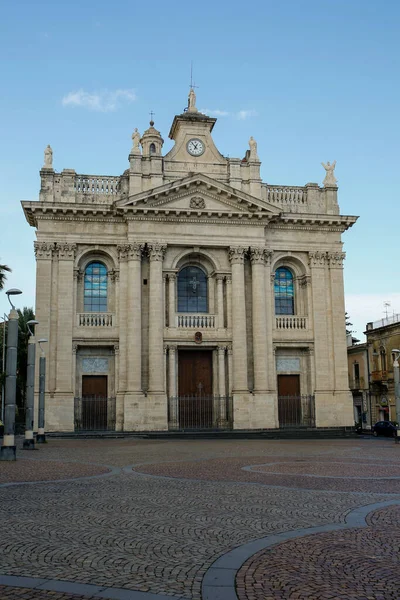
xmin=217 ymin=345 xmax=227 ymax=355
xmin=117 ymin=244 xmax=130 ymax=261
xmin=114 ymin=343 xmax=120 ymax=355
xmin=168 ymin=344 xmax=177 ymax=354
xmin=308 ymin=250 xmax=328 ymax=267
xmin=215 ymin=273 xmax=225 ymax=282
xmin=298 ymin=274 xmax=311 ymax=287
xmin=168 ymin=273 xmax=177 ymax=282
xmin=227 ymin=344 xmax=233 ymax=355
xmin=226 ymin=274 xmax=232 ymax=284
xmin=327 ymin=251 xmax=346 ymax=268
xmin=250 ymin=247 xmax=266 ymax=264
xmin=264 ymin=249 xmax=274 ymax=265
xmin=127 ymin=242 xmax=144 ymax=260
xmin=229 ymin=246 xmax=246 ymax=264
xmin=73 ymin=268 xmax=83 ymax=281
xmin=109 ymin=268 xmax=120 ymax=282
xmin=34 ymin=241 xmax=55 ymax=260
xmin=57 ymin=242 xmax=76 ymax=260
xmin=148 ymin=242 xmax=166 ymax=262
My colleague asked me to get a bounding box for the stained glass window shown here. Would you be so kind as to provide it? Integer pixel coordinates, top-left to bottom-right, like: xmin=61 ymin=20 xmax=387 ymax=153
xmin=84 ymin=262 xmax=108 ymax=312
xmin=274 ymin=267 xmax=294 ymax=315
xmin=177 ymin=266 xmax=207 ymax=313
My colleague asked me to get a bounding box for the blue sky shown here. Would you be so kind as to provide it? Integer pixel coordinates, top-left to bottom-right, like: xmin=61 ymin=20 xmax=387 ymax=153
xmin=1 ymin=0 xmax=399 ymax=338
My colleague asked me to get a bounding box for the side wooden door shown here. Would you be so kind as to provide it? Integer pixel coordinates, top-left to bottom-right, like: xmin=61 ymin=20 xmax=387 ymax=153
xmin=82 ymin=375 xmax=108 ymax=430
xmin=277 ymin=374 xmax=301 ymax=427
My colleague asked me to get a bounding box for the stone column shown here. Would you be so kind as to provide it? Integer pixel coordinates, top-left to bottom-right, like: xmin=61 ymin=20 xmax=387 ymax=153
xmin=168 ymin=273 xmax=176 ymax=328
xmin=126 ymin=243 xmax=144 ymax=392
xmin=116 ymin=245 xmax=129 ymax=396
xmin=217 ymin=345 xmax=227 ymax=426
xmin=54 ymin=243 xmax=76 ymax=431
xmin=168 ymin=345 xmax=178 ymax=428
xmin=226 ymin=275 xmax=232 ymax=329
xmin=33 ymin=242 xmax=55 ymax=415
xmin=264 ymin=250 xmax=275 ymax=394
xmin=148 ymin=243 xmax=167 ymax=393
xmin=328 ymin=252 xmax=353 ymax=426
xmin=229 ymin=247 xmax=248 ymax=395
xmin=216 ymin=275 xmax=225 ymax=329
xmin=250 ymin=248 xmax=268 ymax=393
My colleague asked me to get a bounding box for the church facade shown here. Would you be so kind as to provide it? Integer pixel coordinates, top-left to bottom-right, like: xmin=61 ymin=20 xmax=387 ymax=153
xmin=22 ymin=90 xmax=357 ymax=432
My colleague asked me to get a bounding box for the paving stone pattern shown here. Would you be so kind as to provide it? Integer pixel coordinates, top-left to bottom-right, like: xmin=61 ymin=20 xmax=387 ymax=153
xmin=0 ymin=438 xmax=399 ymax=599
xmin=236 ymin=504 xmax=400 ymax=600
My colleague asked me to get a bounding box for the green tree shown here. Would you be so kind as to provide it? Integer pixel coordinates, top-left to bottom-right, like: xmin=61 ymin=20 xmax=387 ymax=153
xmin=0 ymin=261 xmax=11 ymax=290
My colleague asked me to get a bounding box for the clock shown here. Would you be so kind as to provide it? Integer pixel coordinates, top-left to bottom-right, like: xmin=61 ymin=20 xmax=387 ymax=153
xmin=187 ymin=138 xmax=205 ymax=156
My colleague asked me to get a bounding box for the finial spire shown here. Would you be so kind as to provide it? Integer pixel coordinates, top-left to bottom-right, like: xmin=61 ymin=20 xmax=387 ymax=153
xmin=149 ymin=110 xmax=155 ymax=126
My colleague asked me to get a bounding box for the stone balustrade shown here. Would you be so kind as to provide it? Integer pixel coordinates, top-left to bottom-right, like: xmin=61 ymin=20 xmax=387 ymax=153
xmin=265 ymin=185 xmax=307 ymax=206
xmin=275 ymin=316 xmax=308 ymax=330
xmin=78 ymin=313 xmax=114 ymax=327
xmin=75 ymin=175 xmax=120 ymax=197
xmin=176 ymin=314 xmax=216 ymax=328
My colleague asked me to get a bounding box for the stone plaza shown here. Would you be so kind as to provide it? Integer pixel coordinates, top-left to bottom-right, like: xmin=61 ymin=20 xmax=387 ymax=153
xmin=0 ymin=436 xmax=399 ymax=599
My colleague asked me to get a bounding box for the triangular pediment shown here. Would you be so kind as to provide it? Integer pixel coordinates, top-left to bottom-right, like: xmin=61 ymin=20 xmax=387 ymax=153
xmin=115 ymin=173 xmax=281 ymax=217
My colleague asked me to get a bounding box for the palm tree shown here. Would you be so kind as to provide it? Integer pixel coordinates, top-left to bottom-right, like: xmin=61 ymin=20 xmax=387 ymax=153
xmin=0 ymin=262 xmax=11 ymax=290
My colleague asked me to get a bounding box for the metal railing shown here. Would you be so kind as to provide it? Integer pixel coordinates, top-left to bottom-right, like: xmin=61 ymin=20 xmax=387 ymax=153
xmin=275 ymin=316 xmax=308 ymax=330
xmin=176 ymin=314 xmax=216 ymax=328
xmin=74 ymin=397 xmax=116 ymax=431
xmin=78 ymin=313 xmax=114 ymax=327
xmin=168 ymin=396 xmax=233 ymax=430
xmin=278 ymin=395 xmax=315 ymax=428
xmin=367 ymin=313 xmax=400 ymax=330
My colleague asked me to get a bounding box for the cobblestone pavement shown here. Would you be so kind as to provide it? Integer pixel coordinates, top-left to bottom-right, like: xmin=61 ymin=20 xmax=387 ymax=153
xmin=0 ymin=437 xmax=399 ymax=599
xmin=0 ymin=458 xmax=110 ymax=484
xmin=236 ymin=504 xmax=400 ymax=600
xmin=0 ymin=587 xmax=99 ymax=600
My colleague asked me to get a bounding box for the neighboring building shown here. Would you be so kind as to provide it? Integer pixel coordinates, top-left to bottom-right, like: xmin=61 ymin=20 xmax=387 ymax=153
xmin=365 ymin=314 xmax=400 ymax=423
xmin=22 ymin=89 xmax=357 ymax=432
xmin=346 ymin=337 xmax=371 ymax=428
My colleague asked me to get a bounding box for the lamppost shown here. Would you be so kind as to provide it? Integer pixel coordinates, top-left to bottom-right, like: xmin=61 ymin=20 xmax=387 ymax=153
xmin=0 ymin=288 xmax=22 ymax=461
xmin=392 ymin=349 xmax=400 ymax=437
xmin=36 ymin=338 xmax=48 ymax=443
xmin=1 ymin=313 xmax=7 ymax=423
xmin=23 ymin=319 xmax=39 ymax=450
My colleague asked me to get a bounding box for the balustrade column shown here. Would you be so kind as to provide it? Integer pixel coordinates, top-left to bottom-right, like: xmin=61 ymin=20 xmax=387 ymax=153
xmin=216 ymin=275 xmax=225 ymax=329
xmin=148 ymin=243 xmax=167 ymax=393
xmin=250 ymin=248 xmax=269 ymax=393
xmin=229 ymin=247 xmax=248 ymax=392
xmin=126 ymin=243 xmax=144 ymax=392
xmin=169 ymin=274 xmax=176 ymax=327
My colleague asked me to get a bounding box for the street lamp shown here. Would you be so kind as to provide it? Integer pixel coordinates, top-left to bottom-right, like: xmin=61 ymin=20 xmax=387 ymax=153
xmin=1 ymin=313 xmax=7 ymax=423
xmin=392 ymin=349 xmax=400 ymax=434
xmin=0 ymin=288 xmax=22 ymax=461
xmin=36 ymin=338 xmax=48 ymax=443
xmin=23 ymin=319 xmax=39 ymax=450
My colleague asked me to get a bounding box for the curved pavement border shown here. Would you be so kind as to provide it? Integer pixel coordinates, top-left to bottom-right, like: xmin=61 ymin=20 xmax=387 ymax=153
xmin=201 ymin=498 xmax=400 ymax=600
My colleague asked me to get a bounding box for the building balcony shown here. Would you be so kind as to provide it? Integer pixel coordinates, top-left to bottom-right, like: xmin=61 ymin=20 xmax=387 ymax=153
xmin=176 ymin=314 xmax=216 ymax=329
xmin=371 ymin=370 xmax=388 ymax=382
xmin=77 ymin=313 xmax=115 ymax=327
xmin=349 ymin=377 xmax=365 ymax=390
xmin=275 ymin=316 xmax=308 ymax=330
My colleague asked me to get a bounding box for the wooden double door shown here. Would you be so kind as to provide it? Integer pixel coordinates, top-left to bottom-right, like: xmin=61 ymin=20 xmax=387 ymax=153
xmin=178 ymin=350 xmax=213 ymax=429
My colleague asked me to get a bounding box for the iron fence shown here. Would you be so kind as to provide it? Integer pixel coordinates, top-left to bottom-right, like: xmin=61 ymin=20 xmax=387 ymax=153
xmin=278 ymin=395 xmax=315 ymax=428
xmin=168 ymin=396 xmax=233 ymax=430
xmin=74 ymin=397 xmax=116 ymax=431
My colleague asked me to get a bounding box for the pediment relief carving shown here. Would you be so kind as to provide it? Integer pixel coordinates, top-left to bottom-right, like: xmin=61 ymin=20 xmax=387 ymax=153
xmin=115 ymin=173 xmax=280 ymax=216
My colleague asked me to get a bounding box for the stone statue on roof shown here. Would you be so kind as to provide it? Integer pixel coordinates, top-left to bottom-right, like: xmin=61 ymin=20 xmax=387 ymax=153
xmin=321 ymin=160 xmax=337 ymax=186
xmin=43 ymin=144 xmax=53 ymax=169
xmin=248 ymin=136 xmax=259 ymax=161
xmin=188 ymin=88 xmax=198 ymax=113
xmin=131 ymin=128 xmax=141 ymax=154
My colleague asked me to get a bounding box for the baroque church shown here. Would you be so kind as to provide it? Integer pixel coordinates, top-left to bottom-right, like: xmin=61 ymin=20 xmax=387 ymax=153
xmin=22 ymin=89 xmax=357 ymax=432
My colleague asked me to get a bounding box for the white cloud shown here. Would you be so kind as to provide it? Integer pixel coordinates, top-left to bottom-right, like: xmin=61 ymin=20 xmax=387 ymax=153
xmin=236 ymin=109 xmax=258 ymax=120
xmin=200 ymin=108 xmax=258 ymax=120
xmin=62 ymin=89 xmax=136 ymax=112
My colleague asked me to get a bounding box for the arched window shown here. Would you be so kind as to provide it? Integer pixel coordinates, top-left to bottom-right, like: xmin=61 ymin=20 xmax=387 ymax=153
xmin=177 ymin=266 xmax=207 ymax=313
xmin=84 ymin=262 xmax=108 ymax=312
xmin=274 ymin=267 xmax=294 ymax=315
xmin=149 ymin=143 xmax=156 ymax=155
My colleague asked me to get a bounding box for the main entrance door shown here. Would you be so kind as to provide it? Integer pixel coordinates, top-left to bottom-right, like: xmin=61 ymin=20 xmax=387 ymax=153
xmin=278 ymin=374 xmax=301 ymax=427
xmin=178 ymin=350 xmax=213 ymax=429
xmin=81 ymin=375 xmax=108 ymax=430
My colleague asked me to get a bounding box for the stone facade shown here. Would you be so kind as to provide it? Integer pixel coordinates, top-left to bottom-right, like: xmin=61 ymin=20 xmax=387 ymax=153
xmin=22 ymin=91 xmax=357 ymax=432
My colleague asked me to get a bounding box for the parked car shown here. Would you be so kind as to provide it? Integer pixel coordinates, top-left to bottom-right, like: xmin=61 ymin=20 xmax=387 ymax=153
xmin=372 ymin=421 xmax=398 ymax=437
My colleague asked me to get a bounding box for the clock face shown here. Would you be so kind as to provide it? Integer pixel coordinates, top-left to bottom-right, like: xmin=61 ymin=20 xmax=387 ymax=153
xmin=187 ymin=138 xmax=205 ymax=156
